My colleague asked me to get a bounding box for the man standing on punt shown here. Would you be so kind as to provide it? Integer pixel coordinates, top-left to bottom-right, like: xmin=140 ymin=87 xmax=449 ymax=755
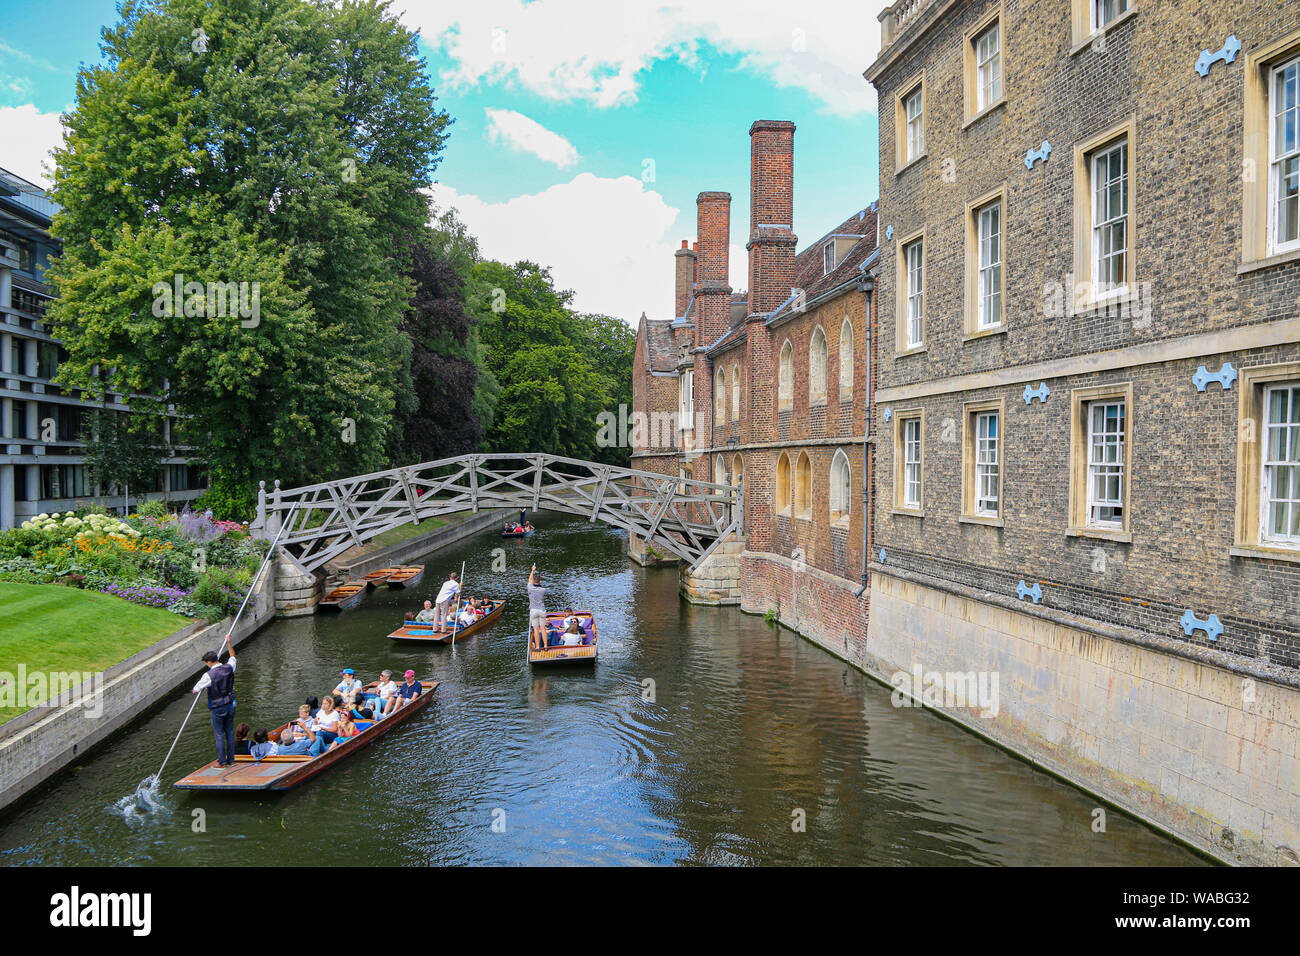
xmin=192 ymin=634 xmax=238 ymax=766
xmin=528 ymin=563 xmax=547 ymax=649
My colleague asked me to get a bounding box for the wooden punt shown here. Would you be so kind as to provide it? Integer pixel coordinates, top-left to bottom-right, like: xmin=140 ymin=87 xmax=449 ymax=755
xmin=173 ymin=679 xmax=438 ymax=792
xmin=528 ymin=610 xmax=597 ymax=665
xmin=501 ymin=527 xmax=534 ymax=538
xmin=361 ymin=567 xmax=402 ymax=588
xmin=384 ymin=565 xmax=425 ymax=588
xmin=387 ymin=599 xmax=505 ymax=644
xmin=319 ymin=582 xmax=367 ymax=611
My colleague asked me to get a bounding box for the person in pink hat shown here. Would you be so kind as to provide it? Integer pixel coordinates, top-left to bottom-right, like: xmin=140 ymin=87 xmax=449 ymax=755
xmin=393 ymin=669 xmax=423 ymax=712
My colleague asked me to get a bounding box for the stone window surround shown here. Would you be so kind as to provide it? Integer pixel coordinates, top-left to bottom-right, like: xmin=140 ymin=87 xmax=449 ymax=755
xmin=964 ymin=184 xmax=1008 ymax=340
xmin=895 ymin=228 xmax=927 ymax=355
xmin=809 ymin=324 xmax=828 ymax=407
xmin=962 ymin=4 xmax=1006 ymax=125
xmin=1242 ymin=27 xmax=1300 ymax=270
xmin=1233 ymin=361 xmax=1300 ymax=565
xmin=829 ymin=447 xmax=852 ymax=526
xmin=1071 ymin=116 xmax=1137 ymax=314
xmin=894 ymin=70 xmax=927 ymax=173
xmin=1067 ymin=381 xmax=1134 ymax=542
xmin=892 ymin=406 xmax=925 ymax=517
xmin=960 ymin=397 xmax=1005 ymax=526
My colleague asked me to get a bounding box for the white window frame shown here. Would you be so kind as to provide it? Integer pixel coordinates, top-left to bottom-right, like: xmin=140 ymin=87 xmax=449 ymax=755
xmin=1269 ymin=55 xmax=1300 ymax=256
xmin=823 ymin=241 xmax=836 ymax=275
xmin=1091 ymin=0 xmax=1127 ymax=33
xmin=829 ymin=449 xmax=852 ymax=522
xmin=975 ymin=412 xmax=999 ymax=516
xmin=904 ymin=87 xmax=924 ymax=162
xmin=977 ymin=201 xmax=1002 ymax=330
xmin=903 ymin=418 xmax=922 ymax=509
xmin=1261 ymin=383 xmax=1300 ymax=546
xmin=975 ymin=22 xmax=1001 ymax=112
xmin=1091 ymin=140 xmax=1129 ymax=300
xmin=679 ymin=369 xmax=694 ymax=431
xmin=1086 ymin=400 xmax=1126 ymax=528
xmin=905 ymin=239 xmax=924 ymax=348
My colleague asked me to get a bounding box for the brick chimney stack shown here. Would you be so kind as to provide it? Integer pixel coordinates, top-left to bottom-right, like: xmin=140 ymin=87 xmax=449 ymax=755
xmin=746 ymin=120 xmax=797 ymax=317
xmin=674 ymin=239 xmax=696 ymax=319
xmin=695 ymin=191 xmax=732 ymax=346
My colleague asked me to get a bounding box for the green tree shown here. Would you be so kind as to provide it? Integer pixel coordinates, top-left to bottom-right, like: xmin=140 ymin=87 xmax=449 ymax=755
xmin=46 ymin=0 xmax=450 ymax=505
xmin=78 ymin=406 xmax=165 ymax=510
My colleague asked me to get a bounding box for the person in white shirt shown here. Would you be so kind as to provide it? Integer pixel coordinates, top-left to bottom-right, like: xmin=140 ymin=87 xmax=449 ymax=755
xmin=559 ymin=620 xmax=584 ymax=646
xmin=334 ymin=669 xmax=362 ymax=704
xmin=372 ymin=669 xmax=398 ymax=718
xmin=434 ymin=572 xmax=460 ymax=628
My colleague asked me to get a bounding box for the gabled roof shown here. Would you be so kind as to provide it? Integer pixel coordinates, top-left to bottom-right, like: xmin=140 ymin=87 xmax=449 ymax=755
xmin=638 ymin=314 xmax=678 ymax=373
xmin=767 ymin=203 xmax=878 ymax=325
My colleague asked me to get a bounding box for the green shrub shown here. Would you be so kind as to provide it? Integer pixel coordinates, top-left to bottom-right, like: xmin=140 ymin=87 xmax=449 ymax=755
xmin=135 ymin=499 xmax=168 ymax=521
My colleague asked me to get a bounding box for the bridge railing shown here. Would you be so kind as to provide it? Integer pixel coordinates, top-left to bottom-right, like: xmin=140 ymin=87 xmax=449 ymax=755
xmin=254 ymin=453 xmax=742 ymax=573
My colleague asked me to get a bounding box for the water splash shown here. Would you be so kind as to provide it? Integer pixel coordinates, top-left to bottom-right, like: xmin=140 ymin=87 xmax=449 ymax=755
xmin=111 ymin=775 xmax=169 ymax=824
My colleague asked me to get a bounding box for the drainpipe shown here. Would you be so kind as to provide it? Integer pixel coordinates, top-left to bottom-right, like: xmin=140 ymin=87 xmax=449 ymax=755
xmin=854 ymin=277 xmax=874 ymax=598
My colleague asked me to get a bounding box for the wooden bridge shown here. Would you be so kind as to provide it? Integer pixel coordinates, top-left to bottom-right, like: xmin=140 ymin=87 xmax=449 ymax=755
xmin=251 ymin=453 xmax=741 ymax=573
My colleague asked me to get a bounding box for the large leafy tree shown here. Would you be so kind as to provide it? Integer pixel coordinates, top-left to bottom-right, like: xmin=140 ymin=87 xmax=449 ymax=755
xmin=46 ymin=0 xmax=450 ymax=515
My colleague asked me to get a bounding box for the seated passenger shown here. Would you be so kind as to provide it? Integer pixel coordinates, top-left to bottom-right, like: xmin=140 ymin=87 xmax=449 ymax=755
xmin=415 ymin=600 xmax=437 ymax=623
xmin=292 ymin=705 xmax=313 ymax=740
xmin=372 ymin=669 xmax=398 ymax=718
xmin=457 ymin=605 xmax=476 ymax=628
xmin=523 ymin=522 xmax=534 ymax=532
xmin=351 ymin=695 xmax=374 ymax=720
xmin=249 ymin=728 xmax=273 ymax=760
xmin=394 ymin=670 xmax=422 ymax=710
xmin=305 ymin=696 xmax=320 ymax=719
xmin=328 ymin=711 xmax=360 ymax=751
xmin=233 ymin=723 xmax=252 ymax=756
xmin=270 ymin=728 xmax=312 ymax=756
xmin=334 ymin=669 xmax=362 ymax=704
xmin=308 ymin=696 xmax=342 ymax=756
xmin=560 ymin=620 xmax=584 ymax=646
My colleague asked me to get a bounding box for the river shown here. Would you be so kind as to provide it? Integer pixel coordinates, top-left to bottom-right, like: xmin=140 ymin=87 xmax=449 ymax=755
xmin=0 ymin=514 xmax=1206 ymax=865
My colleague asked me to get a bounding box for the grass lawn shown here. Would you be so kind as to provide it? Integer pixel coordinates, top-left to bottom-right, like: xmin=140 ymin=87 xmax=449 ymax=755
xmin=0 ymin=583 xmax=187 ymax=724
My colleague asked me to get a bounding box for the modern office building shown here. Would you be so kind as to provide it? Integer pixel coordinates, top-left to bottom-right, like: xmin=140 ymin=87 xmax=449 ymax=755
xmin=0 ymin=166 xmax=206 ymax=529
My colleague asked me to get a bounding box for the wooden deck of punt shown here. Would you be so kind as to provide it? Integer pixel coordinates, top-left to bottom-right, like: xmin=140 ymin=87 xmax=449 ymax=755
xmin=384 ymin=565 xmax=425 ymax=588
xmin=319 ymin=582 xmax=367 ymax=611
xmin=387 ymin=599 xmax=504 ymax=644
xmin=361 ymin=567 xmax=402 ymax=588
xmin=173 ymin=680 xmax=437 ymax=792
xmin=528 ymin=610 xmax=597 ymax=665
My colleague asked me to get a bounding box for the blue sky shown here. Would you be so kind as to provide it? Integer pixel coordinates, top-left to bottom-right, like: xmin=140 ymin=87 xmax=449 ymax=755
xmin=0 ymin=0 xmax=887 ymax=322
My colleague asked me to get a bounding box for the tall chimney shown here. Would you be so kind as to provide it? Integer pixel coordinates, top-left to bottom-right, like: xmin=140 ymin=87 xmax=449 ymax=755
xmin=746 ymin=120 xmax=797 ymax=317
xmin=674 ymin=239 xmax=696 ymax=319
xmin=694 ymin=191 xmax=732 ymax=346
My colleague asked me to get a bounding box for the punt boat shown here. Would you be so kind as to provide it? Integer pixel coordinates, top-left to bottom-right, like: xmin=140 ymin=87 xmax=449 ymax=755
xmin=319 ymin=581 xmax=367 ymax=611
xmin=361 ymin=567 xmax=402 ymax=588
xmin=501 ymin=527 xmax=534 ymax=538
xmin=528 ymin=610 xmax=597 ymax=665
xmin=173 ymin=679 xmax=437 ymax=792
xmin=384 ymin=565 xmax=425 ymax=588
xmin=387 ymin=598 xmax=505 ymax=644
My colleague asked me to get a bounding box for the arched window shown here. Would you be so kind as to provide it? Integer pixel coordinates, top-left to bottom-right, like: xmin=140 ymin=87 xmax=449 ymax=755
xmin=839 ymin=318 xmax=854 ymax=400
xmin=715 ymin=453 xmax=728 ymax=485
xmin=830 ymin=449 xmax=852 ymax=522
xmin=730 ymin=362 xmax=740 ymax=419
xmin=731 ymin=453 xmax=743 ymax=487
xmin=809 ymin=326 xmax=828 ymax=405
xmin=776 ymin=453 xmax=791 ymax=515
xmin=795 ymin=452 xmax=812 ymax=518
xmin=778 ymin=341 xmax=794 ymax=411
xmin=714 ymin=369 xmax=726 ymax=426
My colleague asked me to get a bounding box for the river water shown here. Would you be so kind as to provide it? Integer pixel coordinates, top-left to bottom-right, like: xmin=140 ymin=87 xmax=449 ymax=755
xmin=0 ymin=514 xmax=1205 ymax=865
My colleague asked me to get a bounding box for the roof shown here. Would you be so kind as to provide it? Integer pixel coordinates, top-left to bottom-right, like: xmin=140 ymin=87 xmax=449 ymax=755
xmin=639 ymin=315 xmax=678 ymax=373
xmin=766 ymin=203 xmax=878 ymax=326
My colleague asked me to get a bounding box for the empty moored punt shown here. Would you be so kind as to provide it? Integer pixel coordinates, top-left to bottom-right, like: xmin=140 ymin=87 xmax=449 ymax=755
xmin=361 ymin=567 xmax=402 ymax=588
xmin=387 ymin=599 xmax=505 ymax=644
xmin=384 ymin=565 xmax=425 ymax=588
xmin=173 ymin=679 xmax=438 ymax=792
xmin=528 ymin=610 xmax=597 ymax=665
xmin=319 ymin=582 xmax=367 ymax=611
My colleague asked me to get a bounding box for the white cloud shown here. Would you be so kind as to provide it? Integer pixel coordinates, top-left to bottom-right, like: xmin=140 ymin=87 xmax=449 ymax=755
xmin=433 ymin=173 xmax=747 ymax=323
xmin=406 ymin=0 xmax=886 ymax=116
xmin=0 ymin=104 xmax=64 ymax=189
xmin=484 ymin=108 xmax=579 ymax=167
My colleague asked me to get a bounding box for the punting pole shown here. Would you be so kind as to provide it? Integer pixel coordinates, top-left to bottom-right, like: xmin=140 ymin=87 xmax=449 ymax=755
xmin=154 ymin=501 xmax=300 ymax=781
xmin=448 ymin=559 xmax=467 ymax=645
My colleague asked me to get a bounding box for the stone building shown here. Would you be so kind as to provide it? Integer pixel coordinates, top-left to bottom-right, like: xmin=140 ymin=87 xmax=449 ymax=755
xmin=865 ymin=0 xmax=1299 ymax=864
xmin=631 ymin=121 xmax=879 ymax=646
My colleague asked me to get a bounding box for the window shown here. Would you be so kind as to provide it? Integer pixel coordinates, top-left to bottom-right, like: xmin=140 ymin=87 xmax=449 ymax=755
xmin=1271 ymin=56 xmax=1300 ymax=255
xmin=795 ymin=452 xmax=812 ymax=519
xmin=715 ymin=454 xmax=728 ymax=486
xmin=901 ymin=237 xmax=924 ymax=349
xmin=809 ymin=327 xmax=828 ymax=405
xmin=1235 ymin=364 xmax=1300 ymax=558
xmin=829 ymin=450 xmax=852 ymax=523
xmin=975 ymin=22 xmax=1001 ymax=111
xmin=778 ymin=341 xmax=794 ymax=411
xmin=1092 ymin=141 xmax=1129 ymax=298
xmin=1262 ymin=384 xmax=1300 ymax=544
xmin=1068 ymin=383 xmax=1132 ymax=537
xmin=776 ymin=453 xmax=792 ymax=515
xmin=1092 ymin=0 xmax=1127 ymax=32
xmin=823 ymin=241 xmax=836 ymax=275
xmin=678 ymin=369 xmax=694 ymax=430
xmin=967 ymin=194 xmax=1004 ymax=332
xmin=904 ymin=87 xmax=924 ymax=162
xmin=1072 ymin=120 xmax=1135 ymax=310
xmin=731 ymin=362 xmax=740 ymax=419
xmin=961 ymin=400 xmax=1004 ymax=522
xmin=903 ymin=419 xmax=922 ymax=509
xmin=715 ymin=369 xmax=726 ymax=426
xmin=838 ymin=318 xmax=853 ymax=400
xmin=731 ymin=453 xmax=743 ymax=487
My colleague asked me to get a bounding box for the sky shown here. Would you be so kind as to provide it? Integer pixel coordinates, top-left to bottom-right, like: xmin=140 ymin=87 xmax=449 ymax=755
xmin=0 ymin=0 xmax=887 ymax=323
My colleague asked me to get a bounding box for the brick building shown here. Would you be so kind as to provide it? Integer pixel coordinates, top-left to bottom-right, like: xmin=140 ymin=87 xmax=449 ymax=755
xmin=864 ymin=0 xmax=1299 ymax=864
xmin=631 ymin=121 xmax=879 ymax=644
